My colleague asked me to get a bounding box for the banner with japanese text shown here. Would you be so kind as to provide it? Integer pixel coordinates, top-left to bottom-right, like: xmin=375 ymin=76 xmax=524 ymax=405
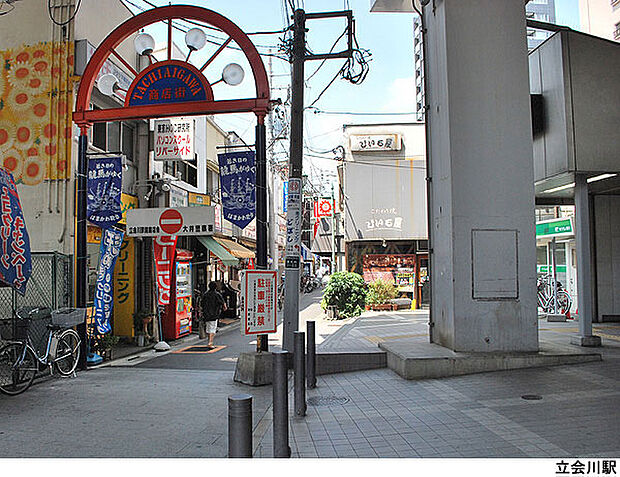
xmin=87 ymin=156 xmax=122 ymax=229
xmin=113 ymin=237 xmax=135 ymax=337
xmin=0 ymin=168 xmax=32 ymax=295
xmin=242 ymin=270 xmax=277 ymax=335
xmin=94 ymin=228 xmax=124 ymax=334
xmin=154 ymin=235 xmax=178 ymax=306
xmin=217 ymin=151 xmax=256 ymax=229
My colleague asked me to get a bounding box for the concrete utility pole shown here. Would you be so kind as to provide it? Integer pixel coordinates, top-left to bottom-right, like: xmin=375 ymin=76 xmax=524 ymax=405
xmin=283 ymin=9 xmax=306 ymax=352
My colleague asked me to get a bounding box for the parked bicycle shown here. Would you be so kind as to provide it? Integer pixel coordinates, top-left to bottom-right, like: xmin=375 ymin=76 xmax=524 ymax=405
xmin=537 ymin=274 xmax=572 ymax=317
xmin=0 ymin=307 xmax=84 ymax=396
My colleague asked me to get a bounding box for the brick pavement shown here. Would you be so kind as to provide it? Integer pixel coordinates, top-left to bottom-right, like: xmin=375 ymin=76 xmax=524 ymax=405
xmin=254 ymin=311 xmax=620 ymax=458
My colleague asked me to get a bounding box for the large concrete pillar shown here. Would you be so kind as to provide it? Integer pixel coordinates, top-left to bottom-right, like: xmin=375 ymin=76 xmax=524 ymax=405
xmin=424 ymin=0 xmax=538 ymax=352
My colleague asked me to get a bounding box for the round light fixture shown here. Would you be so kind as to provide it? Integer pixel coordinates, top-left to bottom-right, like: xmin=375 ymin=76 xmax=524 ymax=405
xmin=185 ymin=28 xmax=207 ymax=51
xmin=97 ymin=74 xmax=119 ymax=96
xmin=222 ymin=63 xmax=244 ymax=86
xmin=134 ymin=33 xmax=155 ymax=56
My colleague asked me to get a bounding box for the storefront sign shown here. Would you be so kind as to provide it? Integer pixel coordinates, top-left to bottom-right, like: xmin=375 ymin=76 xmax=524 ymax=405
xmin=350 ymin=134 xmax=401 ymax=152
xmin=536 ymin=218 xmax=573 ymax=238
xmin=188 ymin=192 xmax=210 ymax=207
xmin=218 ymin=151 xmax=256 ymax=229
xmin=153 ymin=235 xmax=177 ymax=305
xmin=113 ymin=237 xmax=135 ymax=337
xmin=0 ymin=169 xmax=32 ymax=295
xmin=93 ymin=228 xmax=124 ymax=334
xmin=87 ymin=156 xmax=122 ymax=229
xmin=314 ymin=197 xmax=333 ymax=218
xmin=125 ymin=60 xmax=212 ymax=107
xmin=126 ymin=206 xmax=215 ymax=237
xmin=242 ymin=270 xmax=277 ymax=335
xmin=168 ymin=184 xmax=188 ymax=208
xmin=154 ymin=118 xmax=194 ymax=161
xmin=119 ymin=193 xmax=138 ymax=225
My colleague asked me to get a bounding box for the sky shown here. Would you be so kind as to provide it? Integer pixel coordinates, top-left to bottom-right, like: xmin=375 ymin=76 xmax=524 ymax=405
xmin=120 ymin=0 xmax=582 ymax=177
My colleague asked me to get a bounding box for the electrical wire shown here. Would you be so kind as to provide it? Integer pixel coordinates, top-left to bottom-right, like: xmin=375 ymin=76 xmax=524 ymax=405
xmin=307 ymin=107 xmax=418 ymax=116
xmin=48 ymin=0 xmax=82 ymax=25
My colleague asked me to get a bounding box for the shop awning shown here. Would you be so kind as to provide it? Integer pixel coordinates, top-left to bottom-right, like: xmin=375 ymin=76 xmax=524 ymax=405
xmin=213 ymin=237 xmax=255 ymax=259
xmin=197 ymin=236 xmax=239 ymax=266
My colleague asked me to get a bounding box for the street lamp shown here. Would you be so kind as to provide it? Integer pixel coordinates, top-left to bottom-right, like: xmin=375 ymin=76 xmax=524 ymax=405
xmin=185 ymin=28 xmax=207 ymax=60
xmin=222 ymin=63 xmax=244 ymax=86
xmin=97 ymin=73 xmax=119 ymax=96
xmin=134 ymin=32 xmax=155 ymax=56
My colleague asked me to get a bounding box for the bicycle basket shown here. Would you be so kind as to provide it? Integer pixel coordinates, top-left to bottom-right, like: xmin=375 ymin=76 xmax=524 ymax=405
xmin=13 ymin=307 xmax=52 ymax=342
xmin=51 ymin=308 xmax=86 ymax=327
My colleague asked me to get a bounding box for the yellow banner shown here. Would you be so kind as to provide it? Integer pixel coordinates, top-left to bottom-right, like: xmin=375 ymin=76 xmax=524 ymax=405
xmin=0 ymin=41 xmax=75 ymax=184
xmin=119 ymin=193 xmax=138 ymax=225
xmin=113 ymin=237 xmax=135 ymax=337
xmin=188 ymin=192 xmax=210 ymax=206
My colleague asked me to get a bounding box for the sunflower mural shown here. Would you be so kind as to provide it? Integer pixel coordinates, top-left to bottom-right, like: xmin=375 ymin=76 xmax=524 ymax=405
xmin=0 ymin=41 xmax=75 ymax=185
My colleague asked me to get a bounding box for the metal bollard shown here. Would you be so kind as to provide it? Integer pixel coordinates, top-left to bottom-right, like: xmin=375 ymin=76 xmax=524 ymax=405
xmin=272 ymin=350 xmax=291 ymax=458
xmin=228 ymin=394 xmax=253 ymax=458
xmin=307 ymin=321 xmax=317 ymax=389
xmin=293 ymin=331 xmax=306 ymax=417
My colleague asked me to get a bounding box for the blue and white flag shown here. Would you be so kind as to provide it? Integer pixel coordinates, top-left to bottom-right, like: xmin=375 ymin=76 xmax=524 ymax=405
xmin=217 ymin=151 xmax=256 ymax=229
xmin=87 ymin=156 xmax=122 ymax=229
xmin=0 ymin=168 xmax=32 ymax=295
xmin=94 ymin=228 xmax=124 ymax=334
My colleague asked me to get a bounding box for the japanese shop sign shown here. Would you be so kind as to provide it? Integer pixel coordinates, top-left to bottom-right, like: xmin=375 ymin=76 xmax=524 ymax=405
xmin=350 ymin=134 xmax=401 ymax=152
xmin=113 ymin=237 xmax=135 ymax=337
xmin=242 ymin=270 xmax=277 ymax=335
xmin=93 ymin=228 xmax=124 ymax=334
xmin=126 ymin=206 xmax=215 ymax=237
xmin=125 ymin=60 xmax=211 ymax=107
xmin=153 ymin=235 xmax=177 ymax=306
xmin=285 ymin=178 xmax=302 ymax=269
xmin=314 ymin=198 xmax=333 ymax=218
xmin=87 ymin=156 xmax=122 ymax=229
xmin=154 ymin=118 xmax=195 ymax=161
xmin=217 ymin=151 xmax=256 ymax=229
xmin=0 ymin=168 xmax=32 ymax=295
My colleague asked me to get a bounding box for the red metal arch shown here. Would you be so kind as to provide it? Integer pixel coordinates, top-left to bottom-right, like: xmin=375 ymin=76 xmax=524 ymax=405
xmin=73 ymin=5 xmax=270 ymax=126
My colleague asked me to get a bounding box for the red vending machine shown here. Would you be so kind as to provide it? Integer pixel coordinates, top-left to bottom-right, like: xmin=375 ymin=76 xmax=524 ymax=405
xmin=162 ymin=249 xmax=193 ymax=340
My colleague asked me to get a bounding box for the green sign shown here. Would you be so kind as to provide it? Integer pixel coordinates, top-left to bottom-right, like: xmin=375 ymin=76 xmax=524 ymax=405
xmin=536 ymin=218 xmax=572 ymax=238
xmin=537 ymin=265 xmax=567 ymax=274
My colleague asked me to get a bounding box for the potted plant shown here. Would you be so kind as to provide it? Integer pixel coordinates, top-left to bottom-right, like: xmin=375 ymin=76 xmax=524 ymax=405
xmin=320 ymin=271 xmax=367 ymax=319
xmin=133 ymin=310 xmax=154 ymax=346
xmin=366 ymin=278 xmax=398 ymax=311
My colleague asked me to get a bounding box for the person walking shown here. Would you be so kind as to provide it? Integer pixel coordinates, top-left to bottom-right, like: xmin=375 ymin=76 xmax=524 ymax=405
xmin=201 ymin=281 xmax=227 ymax=349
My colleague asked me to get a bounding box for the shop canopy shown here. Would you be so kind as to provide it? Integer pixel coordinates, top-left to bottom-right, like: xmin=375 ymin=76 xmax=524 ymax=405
xmin=197 ymin=236 xmax=238 ymax=267
xmin=213 ymin=237 xmax=255 ymax=259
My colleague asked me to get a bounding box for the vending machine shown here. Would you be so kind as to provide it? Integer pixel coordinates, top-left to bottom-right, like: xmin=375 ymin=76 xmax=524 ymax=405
xmin=162 ymin=249 xmax=193 ymax=340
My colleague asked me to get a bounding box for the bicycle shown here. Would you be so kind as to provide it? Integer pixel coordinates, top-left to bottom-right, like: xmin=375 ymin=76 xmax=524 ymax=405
xmin=537 ymin=274 xmax=572 ymax=317
xmin=0 ymin=307 xmax=84 ymax=396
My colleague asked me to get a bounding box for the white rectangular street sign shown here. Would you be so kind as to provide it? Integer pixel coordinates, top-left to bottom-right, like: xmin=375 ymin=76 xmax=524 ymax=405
xmin=126 ymin=206 xmax=215 ymax=237
xmin=350 ymin=133 xmax=401 ymax=152
xmin=154 ymin=118 xmax=194 ymax=161
xmin=284 ymin=178 xmax=302 ymax=270
xmin=242 ymin=270 xmax=277 ymax=335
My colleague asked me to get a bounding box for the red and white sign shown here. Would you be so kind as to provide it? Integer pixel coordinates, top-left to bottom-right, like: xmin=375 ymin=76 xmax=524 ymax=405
xmin=314 ymin=198 xmax=333 ymax=219
xmin=159 ymin=209 xmax=183 ymax=235
xmin=154 ymin=118 xmax=194 ymax=161
xmin=126 ymin=206 xmax=215 ymax=237
xmin=153 ymin=235 xmax=178 ymax=305
xmin=242 ymin=270 xmax=277 ymax=335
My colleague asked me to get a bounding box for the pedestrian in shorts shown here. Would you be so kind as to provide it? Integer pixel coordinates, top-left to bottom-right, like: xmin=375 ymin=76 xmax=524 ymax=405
xmin=201 ymin=281 xmax=227 ymax=349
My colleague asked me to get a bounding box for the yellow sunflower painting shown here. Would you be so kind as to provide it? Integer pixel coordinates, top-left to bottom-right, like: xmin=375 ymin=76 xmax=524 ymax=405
xmin=0 ymin=41 xmax=74 ymax=185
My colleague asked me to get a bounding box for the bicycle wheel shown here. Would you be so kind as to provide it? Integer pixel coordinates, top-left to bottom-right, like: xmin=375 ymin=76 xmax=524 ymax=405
xmin=557 ymin=290 xmax=572 ymax=316
xmin=54 ymin=329 xmax=80 ymax=377
xmin=0 ymin=343 xmax=37 ymax=395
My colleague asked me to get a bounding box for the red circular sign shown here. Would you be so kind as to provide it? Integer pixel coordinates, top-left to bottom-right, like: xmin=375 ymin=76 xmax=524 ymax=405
xmin=159 ymin=209 xmax=183 ymax=235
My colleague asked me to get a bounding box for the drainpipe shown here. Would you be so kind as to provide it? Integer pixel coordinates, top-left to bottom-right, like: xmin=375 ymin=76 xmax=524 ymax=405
xmin=413 ymin=1 xmax=434 ymax=342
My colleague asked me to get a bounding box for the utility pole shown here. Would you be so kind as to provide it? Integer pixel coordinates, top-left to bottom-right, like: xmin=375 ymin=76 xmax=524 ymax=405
xmin=283 ymin=9 xmax=354 ymax=352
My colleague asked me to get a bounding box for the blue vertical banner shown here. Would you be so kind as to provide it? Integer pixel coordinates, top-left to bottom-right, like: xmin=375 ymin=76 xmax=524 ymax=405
xmin=283 ymin=180 xmax=288 ymax=213
xmin=0 ymin=168 xmax=32 ymax=295
xmin=94 ymin=228 xmax=124 ymax=334
xmin=217 ymin=151 xmax=256 ymax=229
xmin=87 ymin=156 xmax=123 ymax=229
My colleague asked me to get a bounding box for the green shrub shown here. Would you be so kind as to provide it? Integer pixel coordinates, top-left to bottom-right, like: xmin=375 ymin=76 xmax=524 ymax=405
xmin=366 ymin=278 xmax=398 ymax=305
xmin=321 ymin=271 xmax=367 ymax=319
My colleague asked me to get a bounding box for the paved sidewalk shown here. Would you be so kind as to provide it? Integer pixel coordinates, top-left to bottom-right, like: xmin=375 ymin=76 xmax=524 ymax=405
xmin=254 ymin=311 xmax=620 ymax=458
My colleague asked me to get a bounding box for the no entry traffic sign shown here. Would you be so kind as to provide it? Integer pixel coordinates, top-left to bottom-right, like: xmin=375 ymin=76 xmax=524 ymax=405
xmin=159 ymin=209 xmax=184 ymax=234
